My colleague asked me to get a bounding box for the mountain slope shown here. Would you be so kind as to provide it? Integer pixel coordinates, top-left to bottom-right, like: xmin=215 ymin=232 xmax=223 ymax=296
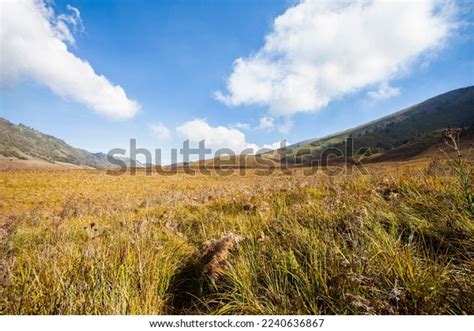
xmin=0 ymin=118 xmax=138 ymax=169
xmin=285 ymin=86 xmax=474 ymax=164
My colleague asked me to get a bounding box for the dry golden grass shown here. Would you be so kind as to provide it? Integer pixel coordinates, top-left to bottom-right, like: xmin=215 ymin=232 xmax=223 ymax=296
xmin=0 ymin=159 xmax=472 ymax=314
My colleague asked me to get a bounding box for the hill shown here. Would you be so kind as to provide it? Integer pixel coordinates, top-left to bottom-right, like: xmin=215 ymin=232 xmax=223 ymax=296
xmin=0 ymin=118 xmax=142 ymax=169
xmin=285 ymin=86 xmax=474 ymax=164
xmin=1 ymin=86 xmax=473 ymax=170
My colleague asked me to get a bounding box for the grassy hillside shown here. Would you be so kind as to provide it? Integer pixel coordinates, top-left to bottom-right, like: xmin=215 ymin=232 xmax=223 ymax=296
xmin=0 ymin=118 xmax=110 ymax=168
xmin=0 ymin=118 xmax=144 ymax=169
xmin=286 ymin=86 xmax=474 ymax=164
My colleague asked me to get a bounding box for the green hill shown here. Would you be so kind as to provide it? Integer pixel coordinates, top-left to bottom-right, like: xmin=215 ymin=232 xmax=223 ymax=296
xmin=285 ymin=86 xmax=474 ymax=164
xmin=0 ymin=118 xmax=141 ymax=169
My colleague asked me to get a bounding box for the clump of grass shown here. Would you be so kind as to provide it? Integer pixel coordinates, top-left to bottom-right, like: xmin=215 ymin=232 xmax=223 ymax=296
xmin=165 ymin=232 xmax=244 ymax=314
xmin=201 ymin=232 xmax=245 ymax=282
xmin=440 ymin=128 xmax=474 ymax=216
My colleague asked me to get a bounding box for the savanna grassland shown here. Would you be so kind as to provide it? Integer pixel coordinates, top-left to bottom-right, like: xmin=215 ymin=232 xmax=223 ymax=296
xmin=0 ymin=155 xmax=473 ymax=315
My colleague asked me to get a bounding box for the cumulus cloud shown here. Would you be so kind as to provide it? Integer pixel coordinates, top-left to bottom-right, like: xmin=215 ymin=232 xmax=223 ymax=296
xmin=368 ymin=82 xmax=400 ymax=100
xmin=215 ymin=0 xmax=457 ymax=117
xmin=255 ymin=116 xmax=293 ymax=134
xmin=233 ymin=122 xmax=250 ymax=130
xmin=256 ymin=116 xmax=275 ymax=131
xmin=0 ymin=0 xmax=140 ymax=119
xmin=149 ymin=122 xmax=172 ymax=140
xmin=176 ymin=119 xmax=259 ymax=153
xmin=276 ymin=117 xmax=293 ymax=135
xmin=262 ymin=139 xmax=290 ymax=151
xmin=176 ymin=119 xmax=293 ymax=156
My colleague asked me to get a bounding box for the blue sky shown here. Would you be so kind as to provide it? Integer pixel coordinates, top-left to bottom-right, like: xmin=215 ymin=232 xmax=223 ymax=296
xmin=1 ymin=0 xmax=473 ymax=164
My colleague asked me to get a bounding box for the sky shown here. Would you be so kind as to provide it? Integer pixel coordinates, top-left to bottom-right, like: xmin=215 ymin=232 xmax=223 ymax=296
xmin=1 ymin=0 xmax=473 ymax=164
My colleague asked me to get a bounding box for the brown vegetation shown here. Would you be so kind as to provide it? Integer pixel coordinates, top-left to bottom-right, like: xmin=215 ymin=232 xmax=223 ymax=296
xmin=0 ymin=144 xmax=473 ymax=314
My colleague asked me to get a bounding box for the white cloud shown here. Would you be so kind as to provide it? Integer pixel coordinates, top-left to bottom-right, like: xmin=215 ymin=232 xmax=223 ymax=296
xmin=176 ymin=119 xmax=259 ymax=153
xmin=256 ymin=116 xmax=275 ymax=131
xmin=262 ymin=139 xmax=290 ymax=151
xmin=215 ymin=0 xmax=457 ymax=117
xmin=276 ymin=117 xmax=293 ymax=135
xmin=0 ymin=0 xmax=140 ymax=119
xmin=255 ymin=116 xmax=293 ymax=134
xmin=53 ymin=4 xmax=84 ymax=45
xmin=176 ymin=119 xmax=294 ymax=157
xmin=149 ymin=122 xmax=171 ymax=140
xmin=233 ymin=122 xmax=250 ymax=130
xmin=368 ymin=82 xmax=400 ymax=100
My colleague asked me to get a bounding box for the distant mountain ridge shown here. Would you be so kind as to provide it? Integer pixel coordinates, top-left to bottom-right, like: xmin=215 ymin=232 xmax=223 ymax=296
xmin=0 ymin=118 xmax=143 ymax=169
xmin=1 ymin=86 xmax=473 ymax=170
